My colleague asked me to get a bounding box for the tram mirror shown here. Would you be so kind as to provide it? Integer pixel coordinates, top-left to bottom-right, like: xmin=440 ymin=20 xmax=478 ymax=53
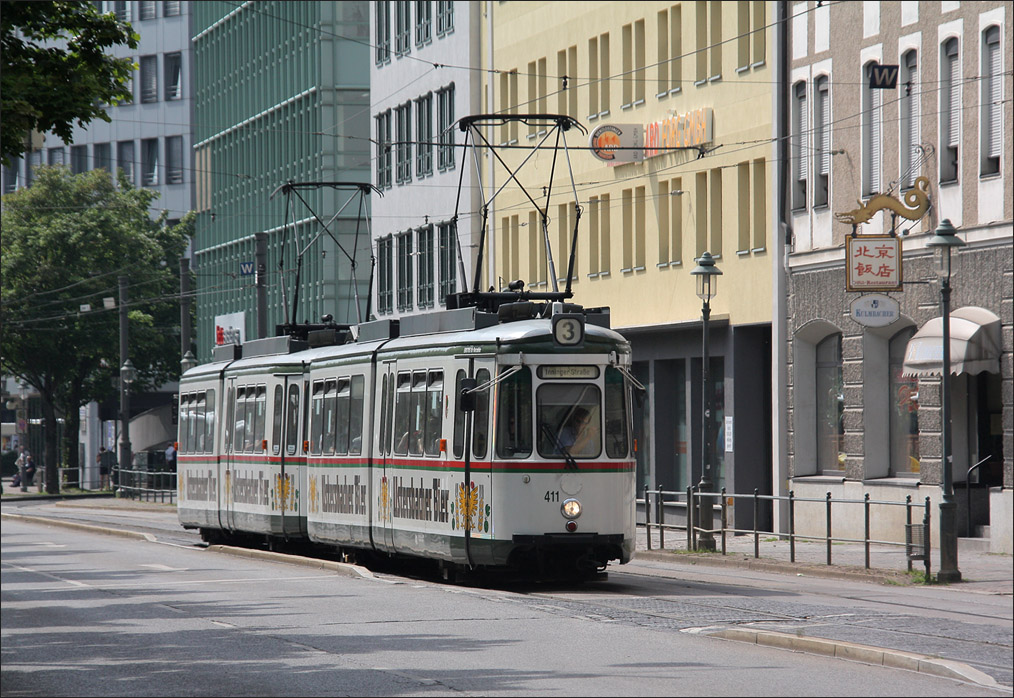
xmin=459 ymin=378 xmax=478 ymax=412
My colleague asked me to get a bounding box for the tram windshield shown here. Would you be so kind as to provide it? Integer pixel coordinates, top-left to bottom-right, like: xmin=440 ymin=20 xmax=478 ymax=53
xmin=537 ymin=383 xmax=601 ymax=459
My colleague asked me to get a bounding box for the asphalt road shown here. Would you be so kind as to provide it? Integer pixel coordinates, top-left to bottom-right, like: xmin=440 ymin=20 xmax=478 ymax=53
xmin=2 ymin=498 xmax=1011 ymax=696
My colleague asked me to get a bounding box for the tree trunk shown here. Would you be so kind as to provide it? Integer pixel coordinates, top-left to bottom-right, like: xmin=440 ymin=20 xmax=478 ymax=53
xmin=41 ymin=393 xmax=60 ymax=494
xmin=62 ymin=405 xmax=81 ymax=489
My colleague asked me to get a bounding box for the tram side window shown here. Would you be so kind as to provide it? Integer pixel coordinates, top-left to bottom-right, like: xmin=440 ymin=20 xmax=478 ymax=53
xmin=408 ymin=371 xmax=427 ymax=456
xmin=349 ymin=375 xmax=365 ymax=455
xmin=394 ymin=372 xmax=412 ymax=455
xmin=205 ymin=389 xmax=216 ymax=454
xmin=424 ymin=371 xmax=443 ymax=456
xmin=496 ymin=366 xmax=532 ymax=458
xmin=285 ymin=384 xmax=299 ymax=456
xmin=335 ymin=378 xmax=351 ymax=455
xmin=537 ymin=382 xmax=602 ymax=458
xmin=310 ymin=381 xmax=325 ymax=455
xmin=224 ymin=384 xmax=234 ymax=453
xmin=195 ymin=392 xmax=207 ymax=453
xmin=472 ymin=368 xmax=491 ymax=459
xmin=604 ymin=367 xmax=629 ymax=458
xmin=452 ymin=370 xmax=465 ymax=459
xmin=379 ymin=374 xmax=390 ymax=455
xmin=233 ymin=387 xmax=246 ymax=453
xmin=253 ymin=386 xmax=267 ymax=451
xmin=179 ymin=394 xmax=191 ymax=454
xmin=272 ymin=386 xmax=283 ymax=454
xmin=243 ymin=388 xmax=257 ymax=451
xmin=322 ymin=379 xmax=337 ymax=455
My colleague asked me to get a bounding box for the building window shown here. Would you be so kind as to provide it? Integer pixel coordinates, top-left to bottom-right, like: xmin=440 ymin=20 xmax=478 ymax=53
xmin=981 ymin=26 xmax=1002 ymax=176
xmin=415 ymin=1 xmax=432 ymax=46
xmin=437 ymin=83 xmax=455 ymax=171
xmin=415 ymin=93 xmax=433 ymax=176
xmin=753 ymin=158 xmax=766 ymax=250
xmin=709 ymin=168 xmax=722 ymax=257
xmin=816 ymin=333 xmax=844 ymax=474
xmin=940 ymin=37 xmax=959 ymax=183
xmin=695 ymin=1 xmax=722 ymax=83
xmin=395 ymin=0 xmax=411 ymax=56
xmin=47 ymin=146 xmax=65 ymax=166
xmin=889 ymin=328 xmax=919 ymax=477
xmin=376 ymin=109 xmax=392 ymax=189
xmin=395 ymin=102 xmax=412 ymax=184
xmin=139 ymin=1 xmax=156 ymax=20
xmin=499 ymin=69 xmax=519 ymax=144
xmin=375 ymin=0 xmax=391 ymax=65
xmin=792 ymin=80 xmax=807 ymax=210
xmin=396 ymin=231 xmax=413 ymax=310
xmin=378 ymin=236 xmax=393 ymax=314
xmin=163 ymin=1 xmax=181 ymax=17
xmin=164 ymin=52 xmax=182 ymax=101
xmin=2 ymin=161 xmax=20 ymax=193
xmin=862 ymin=61 xmax=883 ymax=196
xmin=436 ymin=0 xmax=453 ymax=36
xmin=166 ymin=135 xmax=183 ymax=184
xmin=116 ymin=140 xmax=134 ymax=184
xmin=657 ymin=6 xmax=683 ymax=97
xmin=417 ymin=225 xmax=434 ymax=308
xmin=813 ymin=75 xmax=830 ymax=207
xmin=621 ymin=19 xmax=646 ymax=108
xmin=438 ymin=221 xmax=457 ymax=302
xmin=588 ymin=33 xmax=610 ymax=119
xmin=900 ymin=50 xmax=920 ymax=189
xmin=93 ymin=142 xmax=112 ymax=174
xmin=141 ymin=138 xmax=159 ymax=186
xmin=587 ymin=194 xmax=610 ymax=276
xmin=70 ymin=145 xmax=88 ymax=174
xmin=26 ymin=149 xmax=41 ymax=186
xmin=557 ymin=46 xmax=578 ymax=118
xmin=112 ymin=0 xmax=129 ymax=21
xmin=140 ymin=55 xmax=158 ymax=103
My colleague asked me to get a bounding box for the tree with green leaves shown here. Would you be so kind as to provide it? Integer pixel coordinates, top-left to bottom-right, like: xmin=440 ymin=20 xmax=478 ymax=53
xmin=1 ymin=166 xmax=192 ymax=493
xmin=1 ymin=0 xmax=137 ymax=167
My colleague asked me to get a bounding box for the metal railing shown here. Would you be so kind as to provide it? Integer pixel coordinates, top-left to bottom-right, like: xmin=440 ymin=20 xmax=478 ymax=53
xmin=114 ymin=466 xmax=177 ymax=503
xmin=642 ymin=486 xmax=932 ymax=577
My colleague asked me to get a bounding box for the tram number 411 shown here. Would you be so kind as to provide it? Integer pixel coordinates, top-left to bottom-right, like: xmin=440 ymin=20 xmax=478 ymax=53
xmin=545 ymin=490 xmax=560 ymax=502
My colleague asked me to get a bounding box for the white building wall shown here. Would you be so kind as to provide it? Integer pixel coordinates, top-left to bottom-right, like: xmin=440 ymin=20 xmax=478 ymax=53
xmin=370 ymin=1 xmax=482 ymax=319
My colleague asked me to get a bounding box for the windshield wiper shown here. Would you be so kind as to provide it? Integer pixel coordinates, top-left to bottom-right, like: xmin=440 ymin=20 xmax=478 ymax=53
xmin=541 ymin=423 xmax=578 ymax=470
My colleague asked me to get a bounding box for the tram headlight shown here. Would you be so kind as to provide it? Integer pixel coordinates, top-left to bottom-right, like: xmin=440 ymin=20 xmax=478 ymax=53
xmin=561 ymin=498 xmax=582 ymax=519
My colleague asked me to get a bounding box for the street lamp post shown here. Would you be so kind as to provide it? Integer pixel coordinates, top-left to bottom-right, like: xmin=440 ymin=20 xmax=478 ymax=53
xmin=691 ymin=252 xmax=722 ymax=551
xmin=119 ymin=358 xmax=136 ymax=494
xmin=927 ymin=219 xmax=964 ymax=583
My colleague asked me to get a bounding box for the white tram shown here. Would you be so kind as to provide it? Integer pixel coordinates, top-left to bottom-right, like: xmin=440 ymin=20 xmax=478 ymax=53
xmin=177 ymin=303 xmax=637 ymax=577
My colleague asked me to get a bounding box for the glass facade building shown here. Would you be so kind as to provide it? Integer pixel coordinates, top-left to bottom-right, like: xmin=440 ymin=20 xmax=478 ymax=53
xmin=192 ymin=2 xmax=371 ymax=360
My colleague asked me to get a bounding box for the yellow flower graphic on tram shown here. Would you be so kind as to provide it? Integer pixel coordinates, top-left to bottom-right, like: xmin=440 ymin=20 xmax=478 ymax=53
xmin=308 ymin=475 xmax=318 ymax=514
xmin=378 ymin=476 xmax=391 ymax=522
xmin=453 ymin=482 xmax=487 ymax=533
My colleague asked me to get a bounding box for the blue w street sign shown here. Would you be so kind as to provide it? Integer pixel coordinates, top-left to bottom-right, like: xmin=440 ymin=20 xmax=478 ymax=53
xmin=868 ymin=63 xmax=899 ymax=89
xmin=239 ymin=261 xmax=255 ymax=276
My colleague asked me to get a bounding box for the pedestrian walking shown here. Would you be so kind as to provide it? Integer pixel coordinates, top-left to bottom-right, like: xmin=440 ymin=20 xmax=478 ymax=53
xmin=164 ymin=442 xmax=177 ymax=470
xmin=97 ymin=446 xmax=115 ymax=490
xmin=15 ymin=447 xmax=28 ymax=492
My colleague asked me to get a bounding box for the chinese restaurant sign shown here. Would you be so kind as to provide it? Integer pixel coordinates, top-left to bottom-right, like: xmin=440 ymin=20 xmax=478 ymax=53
xmin=846 ymin=235 xmax=902 ymax=291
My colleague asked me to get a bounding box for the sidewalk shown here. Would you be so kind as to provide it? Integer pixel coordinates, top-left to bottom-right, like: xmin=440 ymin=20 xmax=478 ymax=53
xmin=635 ymin=524 xmax=1013 ymax=594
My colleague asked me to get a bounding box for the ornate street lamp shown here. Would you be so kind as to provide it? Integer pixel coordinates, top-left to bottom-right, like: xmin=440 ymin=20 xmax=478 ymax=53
xmin=119 ymin=358 xmax=136 ymax=492
xmin=691 ymin=252 xmax=722 ymax=551
xmin=927 ymin=219 xmax=964 ymax=583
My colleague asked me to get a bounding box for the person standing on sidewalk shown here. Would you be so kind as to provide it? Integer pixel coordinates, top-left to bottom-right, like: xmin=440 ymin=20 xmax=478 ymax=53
xmin=97 ymin=446 xmax=115 ymax=490
xmin=15 ymin=447 xmax=28 ymax=492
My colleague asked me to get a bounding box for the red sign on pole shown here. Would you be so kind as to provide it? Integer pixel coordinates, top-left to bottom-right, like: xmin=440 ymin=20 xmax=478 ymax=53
xmin=846 ymin=235 xmax=902 ymax=291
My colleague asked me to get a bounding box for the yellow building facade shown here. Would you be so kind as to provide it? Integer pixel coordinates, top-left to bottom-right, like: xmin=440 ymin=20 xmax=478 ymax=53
xmin=478 ymin=1 xmax=778 ymax=518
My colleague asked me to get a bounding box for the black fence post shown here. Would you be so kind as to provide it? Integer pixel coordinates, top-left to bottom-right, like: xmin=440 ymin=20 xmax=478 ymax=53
xmin=721 ymin=487 xmax=727 ymax=555
xmin=789 ymin=490 xmax=796 ymax=563
xmin=864 ymin=493 xmax=871 ymax=570
xmin=687 ymin=486 xmax=695 ymax=551
xmin=906 ymin=495 xmax=913 ymax=572
xmin=825 ymin=492 xmax=832 ymax=566
xmin=923 ymin=496 xmax=932 ymax=580
xmin=753 ymin=488 xmax=760 ymax=559
xmin=658 ymin=489 xmax=666 ymax=550
xmin=644 ymin=486 xmax=652 ymax=551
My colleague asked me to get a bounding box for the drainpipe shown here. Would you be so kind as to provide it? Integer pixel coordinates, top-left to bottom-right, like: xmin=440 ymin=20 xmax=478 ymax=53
xmin=771 ymin=0 xmax=792 ymax=533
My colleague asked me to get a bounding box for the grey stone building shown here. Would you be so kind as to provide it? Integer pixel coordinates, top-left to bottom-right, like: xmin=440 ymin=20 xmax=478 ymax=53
xmin=780 ymin=1 xmax=1011 ymax=554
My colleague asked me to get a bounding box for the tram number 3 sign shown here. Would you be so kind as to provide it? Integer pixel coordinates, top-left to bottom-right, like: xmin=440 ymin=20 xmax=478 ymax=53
xmin=846 ymin=235 xmax=902 ymax=292
xmin=552 ymin=313 xmax=585 ymax=346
